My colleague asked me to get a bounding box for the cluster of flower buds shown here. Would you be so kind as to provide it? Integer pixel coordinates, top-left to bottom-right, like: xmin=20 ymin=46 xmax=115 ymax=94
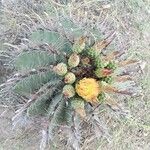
xmin=53 ymin=40 xmax=85 ymax=98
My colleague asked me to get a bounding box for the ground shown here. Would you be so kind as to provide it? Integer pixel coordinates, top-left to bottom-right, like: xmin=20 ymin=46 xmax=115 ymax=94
xmin=0 ymin=0 xmax=150 ymax=150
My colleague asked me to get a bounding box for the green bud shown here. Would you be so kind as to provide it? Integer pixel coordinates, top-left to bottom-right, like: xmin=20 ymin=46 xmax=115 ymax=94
xmin=102 ymin=76 xmax=113 ymax=84
xmin=70 ymin=97 xmax=86 ymax=118
xmin=68 ymin=53 xmax=80 ymax=68
xmin=106 ymin=61 xmax=117 ymax=70
xmin=64 ymin=72 xmax=76 ymax=84
xmin=98 ymin=92 xmax=105 ymax=102
xmin=87 ymin=48 xmax=100 ymax=59
xmin=95 ymin=68 xmax=112 ymax=78
xmin=53 ymin=63 xmax=67 ymax=76
xmin=62 ymin=85 xmax=75 ymax=98
xmin=94 ymin=57 xmax=108 ymax=68
xmin=71 ymin=97 xmax=85 ymax=109
xmin=73 ymin=45 xmax=84 ymax=54
xmin=73 ymin=37 xmax=86 ymax=54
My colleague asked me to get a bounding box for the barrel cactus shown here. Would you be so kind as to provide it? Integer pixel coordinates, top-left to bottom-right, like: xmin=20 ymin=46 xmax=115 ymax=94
xmin=10 ymin=30 xmax=141 ymax=147
xmin=0 ymin=1 xmax=143 ymax=149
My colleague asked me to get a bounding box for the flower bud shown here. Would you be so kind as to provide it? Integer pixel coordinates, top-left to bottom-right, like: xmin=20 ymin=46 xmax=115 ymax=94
xmin=53 ymin=63 xmax=67 ymax=76
xmin=102 ymin=76 xmax=113 ymax=84
xmin=73 ymin=37 xmax=86 ymax=54
xmin=97 ymin=92 xmax=105 ymax=102
xmin=87 ymin=48 xmax=99 ymax=59
xmin=81 ymin=57 xmax=90 ymax=65
xmin=106 ymin=61 xmax=117 ymax=70
xmin=62 ymin=85 xmax=75 ymax=98
xmin=71 ymin=98 xmax=86 ymax=118
xmin=95 ymin=68 xmax=113 ymax=78
xmin=64 ymin=72 xmax=76 ymax=84
xmin=68 ymin=53 xmax=80 ymax=68
xmin=94 ymin=57 xmax=108 ymax=68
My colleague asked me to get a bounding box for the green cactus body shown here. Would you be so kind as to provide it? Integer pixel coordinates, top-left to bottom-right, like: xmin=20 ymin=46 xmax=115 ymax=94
xmin=53 ymin=63 xmax=68 ymax=76
xmin=98 ymin=92 xmax=105 ymax=102
xmin=62 ymin=84 xmax=75 ymax=98
xmin=68 ymin=53 xmax=80 ymax=68
xmin=64 ymin=72 xmax=76 ymax=84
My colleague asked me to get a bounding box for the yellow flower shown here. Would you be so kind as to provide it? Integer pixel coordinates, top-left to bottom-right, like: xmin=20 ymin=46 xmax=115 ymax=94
xmin=75 ymin=78 xmax=100 ymax=103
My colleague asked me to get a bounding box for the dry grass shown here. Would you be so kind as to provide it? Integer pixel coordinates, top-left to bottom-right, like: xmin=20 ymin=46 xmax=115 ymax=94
xmin=0 ymin=0 xmax=150 ymax=150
